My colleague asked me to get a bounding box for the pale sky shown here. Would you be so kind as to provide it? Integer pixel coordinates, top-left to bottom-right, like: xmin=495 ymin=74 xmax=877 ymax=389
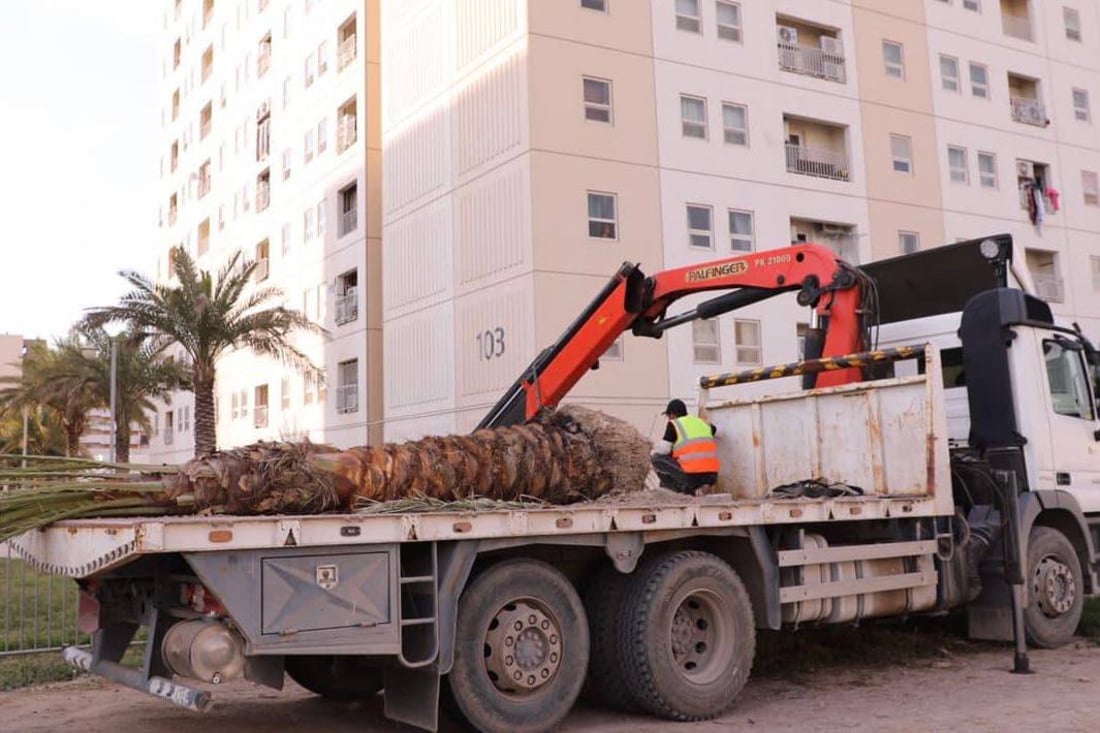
xmin=0 ymin=1 xmax=161 ymax=342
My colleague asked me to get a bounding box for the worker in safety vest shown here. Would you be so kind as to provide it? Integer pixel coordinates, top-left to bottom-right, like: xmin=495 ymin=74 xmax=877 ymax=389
xmin=650 ymin=399 xmax=719 ymax=496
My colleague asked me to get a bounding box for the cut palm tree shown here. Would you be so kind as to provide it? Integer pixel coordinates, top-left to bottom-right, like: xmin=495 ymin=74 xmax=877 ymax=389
xmin=1 ymin=406 xmax=652 ymax=542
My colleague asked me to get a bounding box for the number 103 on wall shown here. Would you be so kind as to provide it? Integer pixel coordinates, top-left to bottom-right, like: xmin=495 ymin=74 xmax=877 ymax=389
xmin=476 ymin=327 xmax=506 ymax=361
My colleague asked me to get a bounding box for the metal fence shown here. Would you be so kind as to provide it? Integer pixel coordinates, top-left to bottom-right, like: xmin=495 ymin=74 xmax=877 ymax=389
xmin=1 ymin=543 xmax=88 ymax=659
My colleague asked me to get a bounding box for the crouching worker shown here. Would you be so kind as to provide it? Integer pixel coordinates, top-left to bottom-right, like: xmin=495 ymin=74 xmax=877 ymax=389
xmin=651 ymin=399 xmax=719 ymax=496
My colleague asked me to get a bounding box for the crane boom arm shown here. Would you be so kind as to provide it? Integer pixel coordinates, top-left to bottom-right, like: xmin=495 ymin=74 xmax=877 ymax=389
xmin=478 ymin=243 xmax=868 ymax=429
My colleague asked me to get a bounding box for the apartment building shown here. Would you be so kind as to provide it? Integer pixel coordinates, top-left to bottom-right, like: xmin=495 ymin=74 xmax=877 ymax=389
xmin=148 ymin=0 xmax=381 ymax=462
xmin=382 ymin=0 xmax=1100 ymax=442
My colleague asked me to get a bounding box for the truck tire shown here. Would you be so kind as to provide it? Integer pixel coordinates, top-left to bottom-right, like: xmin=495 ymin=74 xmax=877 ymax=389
xmin=284 ymin=655 xmax=384 ymax=700
xmin=583 ymin=564 xmax=638 ymax=712
xmin=617 ymin=550 xmax=754 ymax=721
xmin=1025 ymin=526 xmax=1084 ymax=649
xmin=446 ymin=558 xmax=589 ymax=733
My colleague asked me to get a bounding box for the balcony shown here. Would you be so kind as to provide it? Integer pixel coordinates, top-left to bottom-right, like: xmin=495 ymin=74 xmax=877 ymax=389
xmin=340 ymin=207 xmax=357 ymax=236
xmin=168 ymin=207 xmax=178 ymax=225
xmin=1010 ymin=96 xmax=1046 ymax=126
xmin=338 ymin=34 xmax=357 ymax=70
xmin=255 ymin=258 xmax=269 ymax=281
xmin=337 ymin=114 xmax=357 ymax=153
xmin=256 ymin=181 xmax=270 ymax=211
xmin=253 ymin=406 xmax=269 ymax=428
xmin=198 ymin=172 xmax=211 ymax=198
xmin=1002 ymin=13 xmax=1032 ymax=40
xmin=335 ymin=289 xmax=358 ymax=325
xmin=776 ymin=19 xmax=846 ymax=84
xmin=1031 ymin=273 xmax=1064 ymax=303
xmin=785 ymin=143 xmax=849 ymax=182
xmin=336 ymin=384 xmax=359 ymax=414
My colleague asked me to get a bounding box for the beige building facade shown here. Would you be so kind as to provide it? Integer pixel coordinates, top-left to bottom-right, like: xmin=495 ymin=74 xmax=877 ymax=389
xmin=383 ymin=0 xmax=1100 ymax=442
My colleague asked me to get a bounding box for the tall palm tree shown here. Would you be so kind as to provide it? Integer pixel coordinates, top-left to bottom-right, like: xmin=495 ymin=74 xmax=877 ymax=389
xmin=0 ymin=340 xmax=97 ymax=457
xmin=54 ymin=328 xmax=190 ymax=463
xmin=0 ymin=403 xmax=68 ymax=458
xmin=84 ymin=248 xmax=321 ymax=457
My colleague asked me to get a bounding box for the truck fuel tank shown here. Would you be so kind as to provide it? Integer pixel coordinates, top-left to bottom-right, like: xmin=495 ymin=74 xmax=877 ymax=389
xmin=162 ymin=619 xmax=247 ymax=684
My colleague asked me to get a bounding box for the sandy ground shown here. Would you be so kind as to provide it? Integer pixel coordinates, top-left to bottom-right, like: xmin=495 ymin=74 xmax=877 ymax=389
xmin=1 ymin=641 xmax=1099 ymax=733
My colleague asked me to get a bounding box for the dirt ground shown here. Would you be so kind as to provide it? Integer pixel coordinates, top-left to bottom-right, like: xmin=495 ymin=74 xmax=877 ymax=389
xmin=1 ymin=641 xmax=1099 ymax=733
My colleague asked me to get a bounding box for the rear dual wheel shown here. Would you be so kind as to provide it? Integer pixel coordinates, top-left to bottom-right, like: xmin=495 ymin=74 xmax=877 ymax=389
xmin=447 ymin=559 xmax=588 ymax=733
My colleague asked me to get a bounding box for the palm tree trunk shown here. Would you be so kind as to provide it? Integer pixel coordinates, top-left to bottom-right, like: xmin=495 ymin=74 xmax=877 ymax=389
xmin=65 ymin=427 xmax=81 ymax=458
xmin=194 ymin=374 xmax=216 ymax=457
xmin=116 ymin=419 xmax=131 ymax=463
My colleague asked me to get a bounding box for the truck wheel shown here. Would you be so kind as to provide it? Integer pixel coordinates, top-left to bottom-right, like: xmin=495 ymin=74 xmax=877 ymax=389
xmin=447 ymin=558 xmax=588 ymax=733
xmin=583 ymin=564 xmax=638 ymax=712
xmin=1025 ymin=526 xmax=1084 ymax=649
xmin=284 ymin=655 xmax=383 ymax=700
xmin=618 ymin=550 xmax=754 ymax=721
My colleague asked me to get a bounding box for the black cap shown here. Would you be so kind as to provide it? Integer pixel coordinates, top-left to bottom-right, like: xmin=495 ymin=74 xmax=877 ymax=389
xmin=663 ymin=399 xmax=687 ymax=417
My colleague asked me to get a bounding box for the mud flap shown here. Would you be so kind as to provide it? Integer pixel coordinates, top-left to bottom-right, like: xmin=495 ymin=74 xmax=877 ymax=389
xmin=384 ymin=664 xmax=440 ymax=732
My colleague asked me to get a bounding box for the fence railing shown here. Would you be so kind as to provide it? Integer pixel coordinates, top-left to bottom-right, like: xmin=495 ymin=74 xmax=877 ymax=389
xmin=777 ymin=42 xmax=846 ymax=83
xmin=1010 ymin=96 xmax=1046 ymax=126
xmin=340 ymin=207 xmax=358 ymax=236
xmin=785 ymin=143 xmax=850 ymax=182
xmin=335 ymin=290 xmax=358 ymax=325
xmin=338 ymin=34 xmax=357 ymax=70
xmin=336 ymin=384 xmax=359 ymax=414
xmin=1 ymin=545 xmax=89 ymax=660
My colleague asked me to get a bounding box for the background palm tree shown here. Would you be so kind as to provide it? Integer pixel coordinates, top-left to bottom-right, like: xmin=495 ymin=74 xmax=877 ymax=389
xmin=84 ymin=248 xmax=321 ymax=457
xmin=0 ymin=404 xmax=68 ymax=457
xmin=54 ymin=327 xmax=189 ymax=463
xmin=0 ymin=340 xmax=97 ymax=457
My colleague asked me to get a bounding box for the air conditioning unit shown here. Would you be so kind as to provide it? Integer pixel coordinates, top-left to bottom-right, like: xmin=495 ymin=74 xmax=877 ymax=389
xmin=1016 ymin=160 xmax=1034 ymax=178
xmin=777 ymin=25 xmax=798 ymax=45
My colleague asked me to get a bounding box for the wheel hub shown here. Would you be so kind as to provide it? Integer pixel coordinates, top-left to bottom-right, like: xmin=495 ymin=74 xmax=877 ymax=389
xmin=668 ymin=593 xmax=721 ymax=682
xmin=484 ymin=601 xmax=562 ymax=694
xmin=1033 ymin=556 xmax=1076 ymax=617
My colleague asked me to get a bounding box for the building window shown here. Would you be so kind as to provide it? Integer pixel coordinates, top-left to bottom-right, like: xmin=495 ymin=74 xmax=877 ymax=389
xmin=338 ymin=14 xmax=358 ymax=70
xmin=304 ymin=129 xmax=315 ymax=162
xmin=303 ymin=208 xmax=315 ymax=242
xmin=948 ymin=146 xmax=969 ymax=183
xmin=1064 ymin=6 xmax=1082 ymax=41
xmin=1091 ymin=256 xmax=1100 ymax=291
xmin=282 ymin=148 xmax=292 ymax=180
xmin=729 ymin=209 xmax=754 ymax=252
xmin=283 ymin=76 xmax=292 ymax=109
xmin=254 ymin=385 xmax=269 ymax=428
xmin=716 ymin=1 xmax=742 ymax=41
xmin=335 ymin=270 xmax=359 ymax=325
xmin=581 ymin=0 xmax=607 ymax=11
xmin=680 ymin=95 xmax=707 ymax=139
xmin=940 ymin=54 xmax=960 ymax=92
xmin=898 ymin=231 xmax=920 ymax=254
xmin=676 ymin=0 xmax=701 ymax=33
xmin=963 ymin=0 xmax=980 ymax=11
xmin=890 ymin=134 xmax=912 ymax=174
xmin=238 ymin=389 xmax=249 ymax=420
xmin=339 ymin=181 xmax=358 ymax=236
xmin=317 ymin=118 xmax=327 ymax=154
xmin=721 ymin=102 xmax=747 ymax=145
xmin=281 ymin=376 xmax=291 ymax=409
xmin=734 ymin=319 xmax=762 ymax=365
xmin=1083 ymin=170 xmax=1100 ymax=206
xmin=281 ymin=221 xmax=291 ymax=255
xmin=882 ymin=40 xmax=905 ymax=79
xmin=969 ymin=62 xmax=989 ymax=98
xmin=317 ymin=40 xmax=328 ymax=76
xmin=603 ymin=336 xmax=624 ymax=361
xmin=1073 ymin=88 xmax=1091 ymax=122
xmin=337 ymin=97 xmax=358 ymax=152
xmin=583 ymin=77 xmax=612 ymax=123
xmin=317 ymin=199 xmax=327 ymax=237
xmin=587 ymin=192 xmax=617 ymax=239
xmin=977 ymin=151 xmax=998 ymax=188
xmin=304 ymin=52 xmax=315 ymax=87
xmin=692 ymin=320 xmax=720 ymax=364
xmin=336 ymin=359 xmax=359 ymax=414
xmin=687 ymin=204 xmax=713 ymax=249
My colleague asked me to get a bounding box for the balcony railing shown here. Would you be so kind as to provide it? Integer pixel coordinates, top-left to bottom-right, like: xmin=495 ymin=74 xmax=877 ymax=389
xmin=1002 ymin=14 xmax=1033 ymax=41
xmin=258 ymin=51 xmax=271 ymax=77
xmin=340 ymin=207 xmax=358 ymax=236
xmin=785 ymin=143 xmax=850 ymax=182
xmin=255 ymin=258 xmax=269 ymax=281
xmin=1031 ymin=273 xmax=1064 ymax=303
xmin=335 ymin=290 xmax=358 ymax=325
xmin=198 ymin=176 xmax=211 ymax=198
xmin=338 ymin=35 xmax=357 ymax=70
xmin=200 ymin=119 xmax=211 ymax=139
xmin=164 ymin=425 xmax=174 ymax=445
xmin=253 ymin=406 xmax=269 ymax=428
xmin=256 ymin=182 xmax=270 ymax=211
xmin=1010 ymin=96 xmax=1046 ymax=126
xmin=336 ymin=384 xmax=359 ymax=414
xmin=168 ymin=208 xmax=178 ymax=225
xmin=777 ymin=42 xmax=846 ymax=83
xmin=202 ymin=62 xmax=212 ymax=83
xmin=337 ymin=115 xmax=357 ymax=153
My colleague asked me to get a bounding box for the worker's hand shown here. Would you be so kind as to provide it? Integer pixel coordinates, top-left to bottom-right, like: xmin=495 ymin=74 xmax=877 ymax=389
xmin=698 ymin=404 xmax=709 ymax=421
